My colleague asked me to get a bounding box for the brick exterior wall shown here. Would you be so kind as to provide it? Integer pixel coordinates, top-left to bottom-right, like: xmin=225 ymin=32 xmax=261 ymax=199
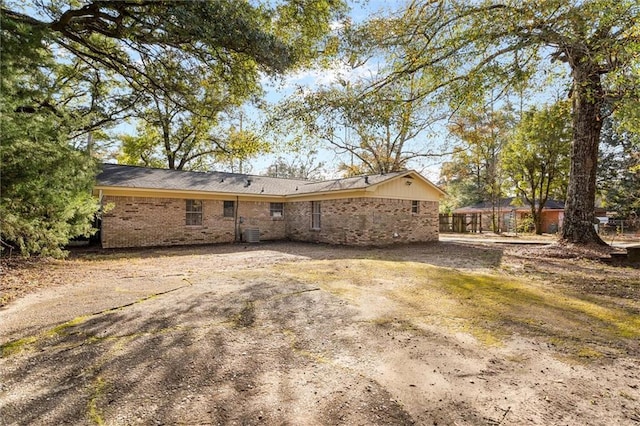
xmin=471 ymin=210 xmax=562 ymax=233
xmin=285 ymin=198 xmax=439 ymax=246
xmin=237 ymin=201 xmax=286 ymax=242
xmin=101 ymin=195 xmax=438 ymax=248
xmin=101 ymin=196 xmax=286 ymax=248
xmin=540 ymin=211 xmax=562 ymax=234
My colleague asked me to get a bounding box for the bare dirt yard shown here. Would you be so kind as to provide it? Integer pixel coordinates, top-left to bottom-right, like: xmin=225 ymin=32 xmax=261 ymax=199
xmin=1 ymin=241 xmax=639 ymax=425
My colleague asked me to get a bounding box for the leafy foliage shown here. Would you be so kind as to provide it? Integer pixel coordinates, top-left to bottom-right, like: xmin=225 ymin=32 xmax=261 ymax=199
xmin=0 ymin=16 xmax=98 ymax=257
xmin=116 ymin=49 xmax=270 ymax=170
xmin=598 ymin=115 xmax=640 ymax=216
xmin=2 ymin=0 xmax=347 ymax=91
xmin=502 ymin=102 xmax=572 ymax=234
xmin=116 ymin=126 xmax=166 ymax=169
xmin=214 ymin=124 xmax=271 ymax=174
xmin=273 ymin=73 xmax=444 ymax=176
xmin=439 ymin=107 xmax=514 ymax=229
xmin=264 ymin=151 xmax=326 ymax=180
xmin=3 ymin=0 xmax=348 ymax=171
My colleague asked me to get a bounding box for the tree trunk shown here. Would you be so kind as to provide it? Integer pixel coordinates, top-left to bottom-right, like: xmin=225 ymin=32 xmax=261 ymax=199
xmin=560 ymin=66 xmax=606 ymax=245
xmin=533 ymin=206 xmax=543 ymax=235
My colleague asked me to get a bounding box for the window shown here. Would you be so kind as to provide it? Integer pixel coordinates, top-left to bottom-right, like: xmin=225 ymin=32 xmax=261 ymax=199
xmin=270 ymin=202 xmax=284 ymax=218
xmin=223 ymin=200 xmax=235 ymax=218
xmin=186 ymin=200 xmax=203 ymax=225
xmin=311 ymin=201 xmax=321 ymax=230
xmin=411 ymin=200 xmax=419 ymax=214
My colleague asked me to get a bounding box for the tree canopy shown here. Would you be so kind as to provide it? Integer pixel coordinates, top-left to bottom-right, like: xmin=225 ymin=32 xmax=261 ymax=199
xmin=2 ymin=0 xmax=349 ymax=143
xmin=442 ymin=106 xmax=513 ymax=229
xmin=273 ymin=72 xmax=444 ymax=177
xmin=598 ymin=114 xmax=640 ymax=216
xmin=2 ymin=0 xmax=346 ymax=89
xmin=353 ymin=0 xmax=640 ymax=245
xmin=264 ymin=151 xmax=326 ymax=180
xmin=1 ymin=0 xmax=347 ymax=256
xmin=116 ymin=49 xmax=268 ymax=171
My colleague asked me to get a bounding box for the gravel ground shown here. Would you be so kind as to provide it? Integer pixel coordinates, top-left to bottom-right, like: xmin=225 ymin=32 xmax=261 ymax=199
xmin=1 ymin=241 xmax=639 ymax=425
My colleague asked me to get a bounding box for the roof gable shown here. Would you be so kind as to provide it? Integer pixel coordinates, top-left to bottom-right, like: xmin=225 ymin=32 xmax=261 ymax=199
xmin=365 ymin=171 xmax=445 ymax=201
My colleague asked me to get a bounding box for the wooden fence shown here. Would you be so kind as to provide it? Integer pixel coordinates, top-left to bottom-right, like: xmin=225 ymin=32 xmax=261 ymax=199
xmin=439 ymin=213 xmax=482 ymax=233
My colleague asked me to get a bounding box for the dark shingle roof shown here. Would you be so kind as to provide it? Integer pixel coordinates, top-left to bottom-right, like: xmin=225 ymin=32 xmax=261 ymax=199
xmin=95 ymin=163 xmax=412 ymax=196
xmin=292 ymin=173 xmax=408 ymax=194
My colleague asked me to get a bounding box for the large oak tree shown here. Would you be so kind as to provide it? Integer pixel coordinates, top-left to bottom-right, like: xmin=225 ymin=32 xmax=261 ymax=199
xmin=357 ymin=0 xmax=639 ymax=245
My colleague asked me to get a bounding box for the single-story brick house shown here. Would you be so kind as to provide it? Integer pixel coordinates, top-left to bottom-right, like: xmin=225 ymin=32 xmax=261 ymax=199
xmin=452 ymin=197 xmax=565 ymax=233
xmin=94 ymin=163 xmax=445 ymax=248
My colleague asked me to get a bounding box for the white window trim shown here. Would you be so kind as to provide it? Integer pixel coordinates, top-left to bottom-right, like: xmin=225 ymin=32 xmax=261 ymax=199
xmin=186 ymin=199 xmax=203 ymax=226
xmin=270 ymin=202 xmax=284 ymax=218
xmin=311 ymin=201 xmax=321 ymax=230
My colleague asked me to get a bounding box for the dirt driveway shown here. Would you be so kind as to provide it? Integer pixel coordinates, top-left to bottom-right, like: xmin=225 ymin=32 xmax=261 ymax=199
xmin=1 ymin=242 xmax=639 ymax=425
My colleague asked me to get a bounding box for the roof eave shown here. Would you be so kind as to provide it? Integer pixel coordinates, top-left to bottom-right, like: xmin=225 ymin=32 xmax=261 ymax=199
xmin=284 ymin=187 xmax=370 ymax=199
xmin=93 ymin=185 xmax=288 ymax=198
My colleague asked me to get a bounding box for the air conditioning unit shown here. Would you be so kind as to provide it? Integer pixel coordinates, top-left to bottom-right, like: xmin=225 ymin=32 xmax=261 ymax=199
xmin=243 ymin=228 xmax=260 ymax=243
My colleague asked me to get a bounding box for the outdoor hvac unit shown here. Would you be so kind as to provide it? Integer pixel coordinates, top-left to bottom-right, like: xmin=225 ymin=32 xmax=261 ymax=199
xmin=243 ymin=228 xmax=260 ymax=243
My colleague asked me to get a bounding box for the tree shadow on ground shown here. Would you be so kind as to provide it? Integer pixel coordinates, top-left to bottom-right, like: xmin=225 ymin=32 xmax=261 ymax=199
xmin=0 ymin=279 xmax=426 ymax=425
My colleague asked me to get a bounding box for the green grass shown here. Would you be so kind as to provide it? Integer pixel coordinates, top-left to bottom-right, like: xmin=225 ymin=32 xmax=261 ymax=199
xmin=1 ymin=336 xmax=38 ymax=357
xmin=87 ymin=376 xmax=107 ymax=425
xmin=1 ymin=315 xmax=89 ymax=358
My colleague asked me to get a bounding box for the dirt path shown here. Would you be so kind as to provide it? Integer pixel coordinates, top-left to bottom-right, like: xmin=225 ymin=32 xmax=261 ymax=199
xmin=1 ymin=242 xmax=639 ymax=425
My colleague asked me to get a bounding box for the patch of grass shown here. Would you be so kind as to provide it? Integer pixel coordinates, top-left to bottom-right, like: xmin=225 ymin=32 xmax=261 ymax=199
xmin=1 ymin=315 xmax=89 ymax=358
xmin=48 ymin=315 xmax=89 ymax=336
xmin=576 ymin=347 xmax=604 ymax=359
xmin=275 ymin=258 xmax=640 ymax=360
xmin=87 ymin=376 xmax=107 ymax=425
xmin=1 ymin=336 xmax=38 ymax=357
xmin=0 ymin=294 xmax=12 ymax=306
